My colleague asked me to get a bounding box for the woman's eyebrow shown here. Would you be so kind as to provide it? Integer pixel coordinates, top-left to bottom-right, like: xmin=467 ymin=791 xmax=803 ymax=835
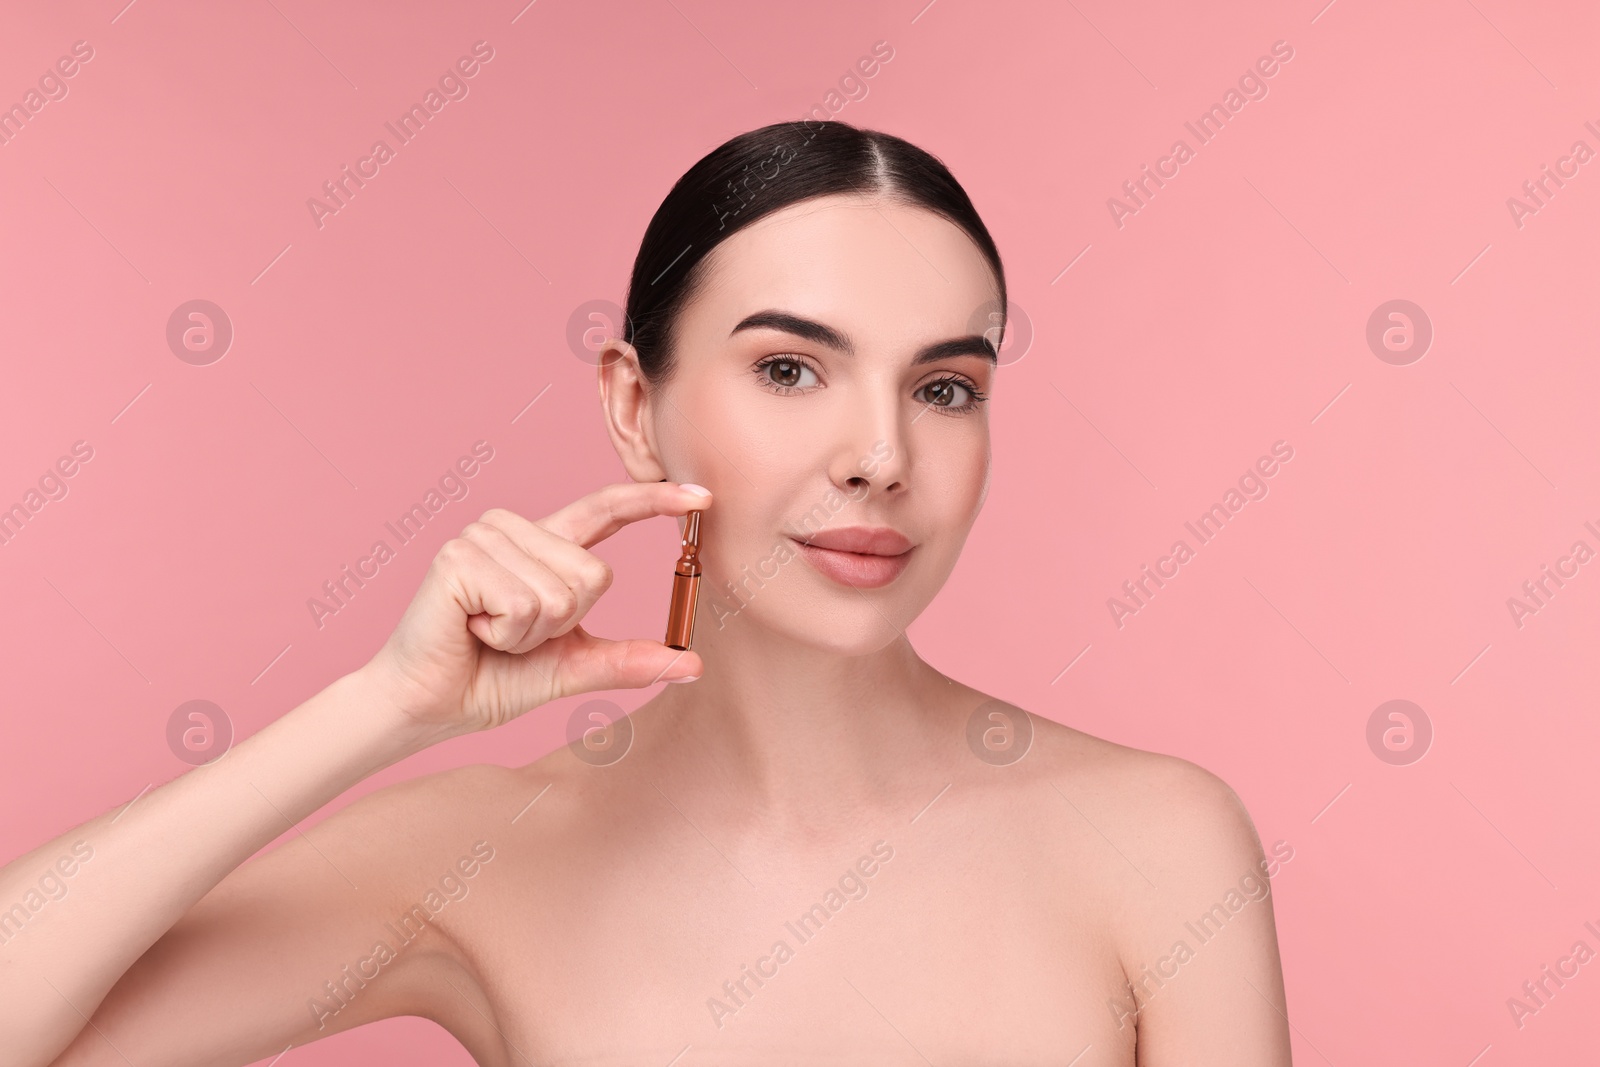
xmin=730 ymin=309 xmax=997 ymax=364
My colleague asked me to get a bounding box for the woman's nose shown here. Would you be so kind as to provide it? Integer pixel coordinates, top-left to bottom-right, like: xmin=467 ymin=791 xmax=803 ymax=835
xmin=830 ymin=402 xmax=907 ymax=497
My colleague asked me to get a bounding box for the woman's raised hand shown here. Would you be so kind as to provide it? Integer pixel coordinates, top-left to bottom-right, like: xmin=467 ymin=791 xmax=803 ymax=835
xmin=362 ymin=481 xmax=710 ymax=738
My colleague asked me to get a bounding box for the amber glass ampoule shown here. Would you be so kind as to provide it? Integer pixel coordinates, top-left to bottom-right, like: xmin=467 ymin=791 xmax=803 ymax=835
xmin=665 ymin=510 xmax=702 ymax=650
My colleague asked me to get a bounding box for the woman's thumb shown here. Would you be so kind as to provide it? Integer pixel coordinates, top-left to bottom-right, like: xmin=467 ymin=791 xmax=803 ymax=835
xmin=546 ymin=627 xmax=702 ymax=698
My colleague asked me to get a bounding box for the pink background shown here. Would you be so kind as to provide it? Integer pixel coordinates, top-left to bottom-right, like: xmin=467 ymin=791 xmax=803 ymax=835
xmin=3 ymin=0 xmax=1598 ymax=1061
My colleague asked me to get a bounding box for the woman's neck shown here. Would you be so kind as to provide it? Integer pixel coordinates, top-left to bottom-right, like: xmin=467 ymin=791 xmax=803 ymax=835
xmin=639 ymin=616 xmax=969 ymax=831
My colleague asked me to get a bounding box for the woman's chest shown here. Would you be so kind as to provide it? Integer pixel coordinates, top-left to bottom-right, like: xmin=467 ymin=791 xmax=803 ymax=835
xmin=452 ymin=830 xmax=1138 ymax=1066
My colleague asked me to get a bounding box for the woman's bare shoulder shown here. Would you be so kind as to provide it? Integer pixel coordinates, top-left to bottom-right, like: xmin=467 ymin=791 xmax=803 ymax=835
xmin=1031 ymin=713 xmax=1249 ymax=809
xmin=1012 ymin=707 xmax=1290 ymax=1048
xmin=1001 ymin=706 xmax=1270 ymax=887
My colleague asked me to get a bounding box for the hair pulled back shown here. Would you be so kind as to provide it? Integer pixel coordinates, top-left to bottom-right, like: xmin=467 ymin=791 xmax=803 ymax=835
xmin=623 ymin=120 xmax=1006 ymax=385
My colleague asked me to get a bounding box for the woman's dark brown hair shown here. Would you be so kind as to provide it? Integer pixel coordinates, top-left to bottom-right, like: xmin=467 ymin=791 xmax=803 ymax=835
xmin=623 ymin=119 xmax=1007 ymax=385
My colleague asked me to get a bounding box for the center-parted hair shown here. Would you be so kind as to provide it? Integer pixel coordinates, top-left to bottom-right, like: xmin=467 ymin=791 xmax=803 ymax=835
xmin=623 ymin=119 xmax=1007 ymax=386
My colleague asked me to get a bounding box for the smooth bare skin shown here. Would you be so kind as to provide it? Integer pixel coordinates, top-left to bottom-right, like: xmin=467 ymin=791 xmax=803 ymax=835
xmin=1 ymin=193 xmax=1292 ymax=1066
xmin=0 ymin=485 xmax=708 ymax=1067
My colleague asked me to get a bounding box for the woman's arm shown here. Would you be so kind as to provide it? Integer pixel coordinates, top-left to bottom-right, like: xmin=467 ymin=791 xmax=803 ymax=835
xmin=1109 ymin=758 xmax=1295 ymax=1065
xmin=0 ymin=668 xmax=448 ymax=1067
xmin=46 ymin=759 xmax=522 ymax=1067
xmin=0 ymin=484 xmax=711 ymax=1067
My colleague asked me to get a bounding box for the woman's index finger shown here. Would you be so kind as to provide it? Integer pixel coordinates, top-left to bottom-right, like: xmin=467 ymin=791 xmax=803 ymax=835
xmin=536 ymin=482 xmax=711 ymax=548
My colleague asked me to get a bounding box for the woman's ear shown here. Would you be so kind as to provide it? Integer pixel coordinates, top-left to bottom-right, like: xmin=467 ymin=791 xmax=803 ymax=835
xmin=597 ymin=338 xmax=669 ymax=483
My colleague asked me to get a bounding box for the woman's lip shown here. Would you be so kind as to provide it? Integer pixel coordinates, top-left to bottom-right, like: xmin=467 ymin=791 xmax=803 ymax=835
xmin=799 ymin=526 xmax=913 ymax=555
xmin=790 ymin=537 xmax=913 ymax=589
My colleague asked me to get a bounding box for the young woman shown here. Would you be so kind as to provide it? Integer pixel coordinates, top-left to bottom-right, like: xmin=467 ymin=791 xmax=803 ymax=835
xmin=2 ymin=120 xmax=1291 ymax=1066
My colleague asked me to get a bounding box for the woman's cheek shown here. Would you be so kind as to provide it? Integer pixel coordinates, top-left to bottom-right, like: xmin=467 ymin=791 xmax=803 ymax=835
xmin=690 ymin=380 xmax=766 ymax=450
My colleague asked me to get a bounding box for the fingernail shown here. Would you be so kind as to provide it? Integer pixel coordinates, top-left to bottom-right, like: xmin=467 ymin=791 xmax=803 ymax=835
xmin=681 ymin=483 xmax=711 ymax=497
xmin=667 ymin=673 xmax=700 ymax=684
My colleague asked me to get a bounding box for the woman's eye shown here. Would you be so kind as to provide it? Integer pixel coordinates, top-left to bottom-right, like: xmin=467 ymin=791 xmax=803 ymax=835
xmin=919 ymin=378 xmax=973 ymax=407
xmin=761 ymin=358 xmax=818 ymax=390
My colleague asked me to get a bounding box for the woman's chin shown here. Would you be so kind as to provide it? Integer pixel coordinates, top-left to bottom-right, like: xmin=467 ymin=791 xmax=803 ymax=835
xmin=717 ymin=599 xmax=914 ymax=657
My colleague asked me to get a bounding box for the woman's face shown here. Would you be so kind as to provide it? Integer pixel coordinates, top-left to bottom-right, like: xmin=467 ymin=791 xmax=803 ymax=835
xmin=639 ymin=193 xmax=999 ymax=655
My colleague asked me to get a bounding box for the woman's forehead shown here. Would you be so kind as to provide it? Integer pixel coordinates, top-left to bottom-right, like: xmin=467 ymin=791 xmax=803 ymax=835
xmin=691 ymin=197 xmax=999 ymax=337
